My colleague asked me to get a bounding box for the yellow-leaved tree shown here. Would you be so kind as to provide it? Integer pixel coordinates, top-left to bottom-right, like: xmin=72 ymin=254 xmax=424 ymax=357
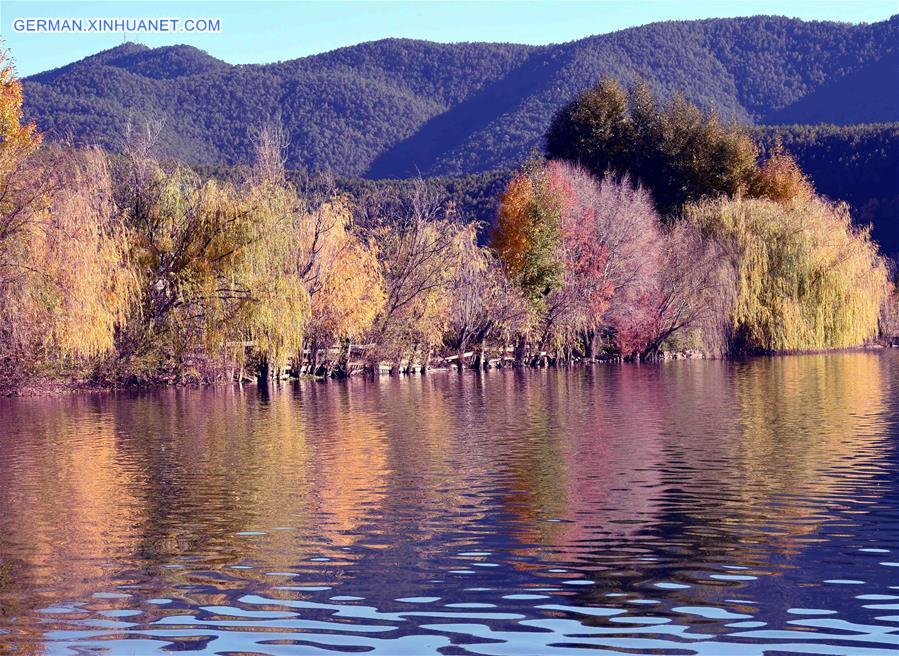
xmin=235 ymin=174 xmax=309 ymax=378
xmin=299 ymin=197 xmax=385 ymax=374
xmin=1 ymin=49 xmax=137 ymax=386
xmin=687 ymin=196 xmax=888 ymax=352
xmin=115 ymin=126 xmax=308 ymax=383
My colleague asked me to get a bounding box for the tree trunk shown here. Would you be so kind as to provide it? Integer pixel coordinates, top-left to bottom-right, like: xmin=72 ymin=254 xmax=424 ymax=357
xmin=308 ymin=340 xmax=320 ymax=376
xmin=333 ymin=338 xmax=351 ymax=378
xmin=421 ymin=347 xmax=430 ymax=374
xmin=257 ymin=356 xmax=270 ymax=385
xmin=583 ymin=329 xmax=595 ymax=360
xmin=471 ymin=343 xmax=485 ymax=370
xmin=513 ymin=335 xmax=526 ymax=366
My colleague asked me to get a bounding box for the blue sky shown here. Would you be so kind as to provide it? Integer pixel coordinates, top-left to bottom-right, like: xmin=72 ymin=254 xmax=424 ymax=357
xmin=1 ymin=0 xmax=896 ymax=77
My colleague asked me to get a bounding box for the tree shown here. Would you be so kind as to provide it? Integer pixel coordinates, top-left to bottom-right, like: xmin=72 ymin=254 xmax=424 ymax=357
xmin=365 ymin=181 xmax=469 ymax=372
xmin=546 ymin=78 xmax=758 ymax=216
xmin=0 ymin=52 xmax=136 ymax=387
xmin=112 ymin=128 xmax=307 ymax=383
xmin=686 ymin=196 xmax=888 ymax=351
xmin=444 ymin=229 xmax=526 ymax=369
xmin=1 ymin=148 xmax=138 ymax=384
xmin=299 ymin=196 xmax=385 ymax=375
xmin=0 ymin=49 xmax=40 ymax=204
xmin=0 ymin=48 xmax=43 ymax=288
xmin=544 ymin=79 xmax=633 ymax=183
xmin=751 ymin=142 xmax=815 ymax=205
xmin=491 ymin=162 xmax=565 ymax=363
xmin=881 ymin=260 xmax=899 ymax=342
xmin=637 ymin=221 xmax=735 ymax=357
xmin=491 ymin=163 xmax=564 ymax=306
xmin=534 ymin=162 xmax=614 ymax=360
xmin=505 ymin=161 xmax=670 ymax=361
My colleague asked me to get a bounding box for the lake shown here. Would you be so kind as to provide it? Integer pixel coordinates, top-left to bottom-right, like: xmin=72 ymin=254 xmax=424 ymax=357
xmin=1 ymin=353 xmax=897 ymax=655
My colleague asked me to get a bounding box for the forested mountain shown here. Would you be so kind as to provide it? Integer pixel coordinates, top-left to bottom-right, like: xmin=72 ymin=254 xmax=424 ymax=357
xmin=23 ymin=15 xmax=899 ymax=177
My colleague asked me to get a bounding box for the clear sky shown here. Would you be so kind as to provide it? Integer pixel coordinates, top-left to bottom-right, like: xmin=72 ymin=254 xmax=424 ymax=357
xmin=1 ymin=0 xmax=896 ymax=77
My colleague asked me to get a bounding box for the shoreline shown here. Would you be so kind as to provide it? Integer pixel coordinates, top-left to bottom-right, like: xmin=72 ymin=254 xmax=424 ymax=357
xmin=3 ymin=342 xmax=895 ymax=398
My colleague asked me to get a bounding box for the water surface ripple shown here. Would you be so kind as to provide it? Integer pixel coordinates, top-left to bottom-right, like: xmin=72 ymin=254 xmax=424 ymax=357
xmin=1 ymin=353 xmax=898 ymax=654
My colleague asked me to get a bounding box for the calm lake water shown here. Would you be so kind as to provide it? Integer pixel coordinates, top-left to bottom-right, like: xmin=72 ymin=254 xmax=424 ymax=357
xmin=1 ymin=353 xmax=898 ymax=655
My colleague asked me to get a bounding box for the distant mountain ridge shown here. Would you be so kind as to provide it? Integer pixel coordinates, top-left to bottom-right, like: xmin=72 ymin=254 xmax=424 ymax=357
xmin=22 ymin=15 xmax=899 ymax=177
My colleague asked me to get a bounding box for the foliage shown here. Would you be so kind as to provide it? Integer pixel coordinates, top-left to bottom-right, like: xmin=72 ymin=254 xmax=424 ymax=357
xmin=0 ymin=51 xmax=136 ymax=386
xmin=444 ymin=230 xmax=527 ymax=367
xmin=546 ymin=78 xmax=759 ymax=215
xmin=491 ymin=163 xmax=563 ymax=313
xmin=112 ymin=132 xmax=308 ymax=381
xmin=4 ymin=44 xmax=898 ymax=389
xmin=754 ymin=123 xmax=899 ymax=254
xmin=489 ymin=159 xmax=726 ymax=360
xmin=0 ymin=50 xmax=41 ymax=201
xmin=1 ymin=148 xmax=137 ymax=379
xmin=539 ymin=161 xmax=664 ymax=357
xmin=750 ymin=143 xmax=815 ymax=204
xmin=881 ymin=262 xmax=899 ymax=341
xmin=364 ymin=181 xmax=473 ymax=370
xmin=686 ymin=196 xmax=888 ymax=352
xmin=0 ymin=47 xmax=43 ymax=280
xmin=303 ymin=199 xmax=385 ymax=347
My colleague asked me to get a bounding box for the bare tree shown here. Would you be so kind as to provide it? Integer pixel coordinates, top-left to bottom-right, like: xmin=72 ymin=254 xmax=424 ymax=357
xmin=445 ymin=243 xmax=527 ymax=370
xmin=364 ymin=180 xmax=468 ymax=372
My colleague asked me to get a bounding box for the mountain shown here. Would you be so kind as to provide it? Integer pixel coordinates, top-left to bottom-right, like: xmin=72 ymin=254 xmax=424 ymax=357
xmin=22 ymin=15 xmax=899 ymax=178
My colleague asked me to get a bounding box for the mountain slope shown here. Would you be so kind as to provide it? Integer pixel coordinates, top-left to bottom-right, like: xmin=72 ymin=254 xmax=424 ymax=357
xmin=22 ymin=15 xmax=899 ymax=176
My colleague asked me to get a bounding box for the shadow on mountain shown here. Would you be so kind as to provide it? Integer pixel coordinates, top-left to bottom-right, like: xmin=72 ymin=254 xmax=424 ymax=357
xmin=365 ymin=48 xmax=571 ymax=179
xmin=765 ymin=51 xmax=899 ymax=125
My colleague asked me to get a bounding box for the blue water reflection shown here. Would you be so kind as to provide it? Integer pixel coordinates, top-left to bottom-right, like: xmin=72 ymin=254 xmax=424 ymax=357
xmin=0 ymin=352 xmax=898 ymax=654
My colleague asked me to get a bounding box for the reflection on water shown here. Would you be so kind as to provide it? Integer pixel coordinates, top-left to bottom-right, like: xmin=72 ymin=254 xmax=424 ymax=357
xmin=1 ymin=353 xmax=898 ymax=655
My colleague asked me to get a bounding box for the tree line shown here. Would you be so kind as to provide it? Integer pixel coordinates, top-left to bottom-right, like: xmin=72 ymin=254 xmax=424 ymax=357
xmin=1 ymin=57 xmax=896 ymax=392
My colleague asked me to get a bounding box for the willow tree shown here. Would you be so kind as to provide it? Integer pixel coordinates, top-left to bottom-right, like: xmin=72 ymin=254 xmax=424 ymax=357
xmin=687 ymin=196 xmax=887 ymax=351
xmin=0 ymin=51 xmax=136 ymax=386
xmin=114 ymin=138 xmax=307 ymax=382
xmin=297 ymin=197 xmax=385 ymax=376
xmin=230 ymin=175 xmax=308 ymax=380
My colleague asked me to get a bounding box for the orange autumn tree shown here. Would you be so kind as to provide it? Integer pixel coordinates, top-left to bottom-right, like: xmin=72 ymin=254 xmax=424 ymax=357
xmin=491 ymin=163 xmax=563 ymax=312
xmin=491 ymin=174 xmax=533 ymax=281
xmin=751 ymin=143 xmax=815 ymax=205
xmin=0 ymin=50 xmax=136 ymax=384
xmin=0 ymin=49 xmax=40 ymax=171
xmin=0 ymin=48 xmax=42 ymax=261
